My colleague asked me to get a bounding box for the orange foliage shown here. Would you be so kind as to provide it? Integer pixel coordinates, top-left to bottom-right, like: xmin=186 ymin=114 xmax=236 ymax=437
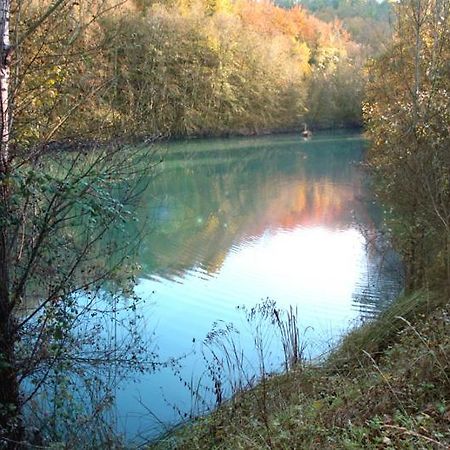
xmin=234 ymin=0 xmax=351 ymax=51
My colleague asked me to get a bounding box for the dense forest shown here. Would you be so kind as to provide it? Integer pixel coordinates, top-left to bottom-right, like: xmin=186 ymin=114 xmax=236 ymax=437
xmin=14 ymin=0 xmax=372 ymax=147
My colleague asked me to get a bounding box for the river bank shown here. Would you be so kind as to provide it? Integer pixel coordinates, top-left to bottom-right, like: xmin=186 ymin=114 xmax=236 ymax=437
xmin=112 ymin=131 xmax=399 ymax=441
xmin=37 ymin=124 xmax=364 ymax=158
xmin=151 ymin=289 xmax=449 ymax=448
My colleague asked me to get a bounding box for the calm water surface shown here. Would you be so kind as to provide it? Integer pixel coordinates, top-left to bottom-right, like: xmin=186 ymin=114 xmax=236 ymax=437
xmin=116 ymin=132 xmax=401 ymax=439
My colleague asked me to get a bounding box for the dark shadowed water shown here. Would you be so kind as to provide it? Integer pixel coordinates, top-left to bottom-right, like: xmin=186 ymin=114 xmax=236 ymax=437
xmin=114 ymin=132 xmax=401 ymax=440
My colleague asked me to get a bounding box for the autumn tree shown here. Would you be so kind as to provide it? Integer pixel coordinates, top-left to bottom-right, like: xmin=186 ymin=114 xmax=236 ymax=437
xmin=365 ymin=0 xmax=450 ymax=291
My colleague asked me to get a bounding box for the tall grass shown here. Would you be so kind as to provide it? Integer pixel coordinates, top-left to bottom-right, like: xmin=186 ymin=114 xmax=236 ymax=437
xmin=151 ymin=290 xmax=450 ymax=449
xmin=328 ymin=289 xmax=448 ymax=369
xmin=168 ymin=300 xmax=308 ymax=428
xmin=272 ymin=305 xmax=309 ymax=372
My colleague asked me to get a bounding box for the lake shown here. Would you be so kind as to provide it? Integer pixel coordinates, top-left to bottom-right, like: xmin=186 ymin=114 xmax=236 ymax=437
xmin=114 ymin=131 xmax=401 ymax=440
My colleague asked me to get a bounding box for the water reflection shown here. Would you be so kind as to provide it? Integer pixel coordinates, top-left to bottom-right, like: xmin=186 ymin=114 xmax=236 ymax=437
xmin=139 ymin=133 xmax=370 ymax=281
xmin=117 ymin=132 xmax=401 ymax=439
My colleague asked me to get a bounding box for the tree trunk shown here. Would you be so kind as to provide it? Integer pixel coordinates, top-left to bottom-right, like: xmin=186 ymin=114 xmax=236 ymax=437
xmin=0 ymin=0 xmax=10 ymax=173
xmin=0 ymin=0 xmax=23 ymax=448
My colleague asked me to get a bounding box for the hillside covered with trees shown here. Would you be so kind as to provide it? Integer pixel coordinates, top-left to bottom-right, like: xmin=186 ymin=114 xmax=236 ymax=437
xmin=276 ymin=0 xmax=392 ymax=54
xmin=14 ymin=0 xmax=367 ymax=148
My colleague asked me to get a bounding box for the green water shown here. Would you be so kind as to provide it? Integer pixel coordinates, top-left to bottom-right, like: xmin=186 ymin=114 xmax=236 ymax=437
xmin=116 ymin=131 xmax=401 ymax=439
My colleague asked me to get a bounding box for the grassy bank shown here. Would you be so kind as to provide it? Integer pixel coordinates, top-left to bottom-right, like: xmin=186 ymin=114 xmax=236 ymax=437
xmin=151 ymin=290 xmax=449 ymax=449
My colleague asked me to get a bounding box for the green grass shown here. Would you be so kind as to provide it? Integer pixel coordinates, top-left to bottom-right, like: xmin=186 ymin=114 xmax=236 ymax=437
xmin=150 ymin=290 xmax=450 ymax=449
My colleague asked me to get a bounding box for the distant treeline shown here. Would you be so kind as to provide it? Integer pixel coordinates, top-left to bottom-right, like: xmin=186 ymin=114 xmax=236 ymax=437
xmin=14 ymin=0 xmax=370 ymax=146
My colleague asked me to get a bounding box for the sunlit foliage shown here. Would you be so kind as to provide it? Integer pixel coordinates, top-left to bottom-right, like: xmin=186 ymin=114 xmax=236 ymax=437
xmin=278 ymin=0 xmax=392 ymax=55
xmin=365 ymin=0 xmax=450 ymax=290
xmin=14 ymin=0 xmax=366 ymax=146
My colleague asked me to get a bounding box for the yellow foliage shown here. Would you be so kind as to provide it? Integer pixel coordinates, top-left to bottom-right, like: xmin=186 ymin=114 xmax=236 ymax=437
xmin=12 ymin=0 xmax=364 ymax=145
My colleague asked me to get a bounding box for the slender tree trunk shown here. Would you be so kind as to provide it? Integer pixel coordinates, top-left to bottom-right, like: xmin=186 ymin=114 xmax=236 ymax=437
xmin=0 ymin=0 xmax=10 ymax=172
xmin=0 ymin=0 xmax=23 ymax=448
xmin=446 ymin=232 xmax=450 ymax=293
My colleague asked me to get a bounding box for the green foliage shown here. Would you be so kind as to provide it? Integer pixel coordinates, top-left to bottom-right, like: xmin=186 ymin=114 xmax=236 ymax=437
xmin=293 ymin=0 xmax=391 ymax=22
xmin=1 ymin=127 xmax=159 ymax=443
xmin=306 ymin=59 xmax=364 ymax=128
